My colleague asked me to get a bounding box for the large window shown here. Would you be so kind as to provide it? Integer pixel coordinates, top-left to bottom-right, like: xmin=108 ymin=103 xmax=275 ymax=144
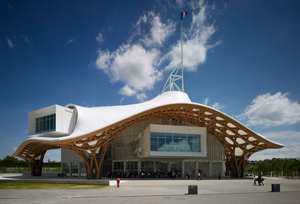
xmin=71 ymin=163 xmax=78 ymax=177
xmin=114 ymin=162 xmax=124 ymax=172
xmin=62 ymin=163 xmax=69 ymax=177
xmin=80 ymin=162 xmax=86 ymax=177
xmin=151 ymin=132 xmax=200 ymax=152
xmin=36 ymin=114 xmax=56 ymax=133
xmin=126 ymin=161 xmax=138 ymax=172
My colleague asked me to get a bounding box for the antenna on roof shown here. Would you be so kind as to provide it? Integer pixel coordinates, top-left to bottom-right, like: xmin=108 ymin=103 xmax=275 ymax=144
xmin=162 ymin=10 xmax=188 ymax=94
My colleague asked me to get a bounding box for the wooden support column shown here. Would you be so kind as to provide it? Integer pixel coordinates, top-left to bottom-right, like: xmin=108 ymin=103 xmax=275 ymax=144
xmin=25 ymin=151 xmax=46 ymax=177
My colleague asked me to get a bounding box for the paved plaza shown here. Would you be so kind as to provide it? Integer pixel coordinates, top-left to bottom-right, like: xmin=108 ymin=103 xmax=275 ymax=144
xmin=0 ymin=176 xmax=299 ymax=204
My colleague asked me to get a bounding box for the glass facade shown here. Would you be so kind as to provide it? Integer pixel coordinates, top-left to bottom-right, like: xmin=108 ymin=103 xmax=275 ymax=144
xmin=126 ymin=161 xmax=138 ymax=172
xmin=114 ymin=162 xmax=124 ymax=172
xmin=80 ymin=162 xmax=86 ymax=177
xmin=36 ymin=114 xmax=56 ymax=133
xmin=170 ymin=162 xmax=181 ymax=174
xmin=71 ymin=163 xmax=78 ymax=177
xmin=151 ymin=132 xmax=201 ymax=152
xmin=62 ymin=163 xmax=69 ymax=177
xmin=156 ymin=161 xmax=168 ymax=172
xmin=141 ymin=161 xmax=154 ymax=172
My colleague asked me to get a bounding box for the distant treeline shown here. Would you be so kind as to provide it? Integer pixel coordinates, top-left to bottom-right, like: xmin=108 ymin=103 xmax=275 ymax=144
xmin=0 ymin=156 xmax=61 ymax=167
xmin=246 ymin=158 xmax=300 ymax=173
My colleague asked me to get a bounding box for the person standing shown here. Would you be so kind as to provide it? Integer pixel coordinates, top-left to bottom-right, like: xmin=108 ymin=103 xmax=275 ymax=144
xmin=117 ymin=178 xmax=120 ymax=188
xmin=198 ymin=172 xmax=201 ymax=180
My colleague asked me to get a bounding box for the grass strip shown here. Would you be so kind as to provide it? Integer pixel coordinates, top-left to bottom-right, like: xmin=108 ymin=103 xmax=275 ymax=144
xmin=0 ymin=183 xmax=108 ymax=189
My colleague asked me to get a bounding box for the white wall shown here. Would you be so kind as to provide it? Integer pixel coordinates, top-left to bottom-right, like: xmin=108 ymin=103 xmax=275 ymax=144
xmin=61 ymin=148 xmax=85 ymax=163
xmin=28 ymin=104 xmax=76 ymax=137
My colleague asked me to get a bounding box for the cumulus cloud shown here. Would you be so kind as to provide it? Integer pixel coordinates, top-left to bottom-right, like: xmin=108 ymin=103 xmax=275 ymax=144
xmin=13 ymin=147 xmax=17 ymax=151
xmin=176 ymin=0 xmax=186 ymax=7
xmin=95 ymin=1 xmax=220 ymax=101
xmin=203 ymin=97 xmax=209 ymax=105
xmin=249 ymin=131 xmax=300 ymax=160
xmin=5 ymin=36 xmax=16 ymax=49
xmin=202 ymin=97 xmax=224 ymax=110
xmin=22 ymin=35 xmax=34 ymax=47
xmin=212 ymin=102 xmax=225 ymax=110
xmin=240 ymin=92 xmax=300 ymax=127
xmin=68 ymin=38 xmax=76 ymax=44
xmin=263 ymin=131 xmax=300 ymax=140
xmin=119 ymin=85 xmax=137 ymax=96
xmin=136 ymin=93 xmax=147 ymax=102
xmin=95 ymin=43 xmax=163 ymax=101
xmin=162 ymin=0 xmax=221 ymax=72
xmin=127 ymin=11 xmax=175 ymax=46
xmin=96 ymin=32 xmax=104 ymax=43
xmin=140 ymin=12 xmax=176 ymax=47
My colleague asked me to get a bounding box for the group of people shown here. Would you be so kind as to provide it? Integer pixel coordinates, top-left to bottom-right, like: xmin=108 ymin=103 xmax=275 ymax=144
xmin=253 ymin=175 xmax=264 ymax=186
xmin=107 ymin=171 xmax=182 ymax=179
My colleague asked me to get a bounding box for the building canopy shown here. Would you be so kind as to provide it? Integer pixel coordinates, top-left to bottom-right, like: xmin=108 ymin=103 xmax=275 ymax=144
xmin=12 ymin=91 xmax=283 ymax=178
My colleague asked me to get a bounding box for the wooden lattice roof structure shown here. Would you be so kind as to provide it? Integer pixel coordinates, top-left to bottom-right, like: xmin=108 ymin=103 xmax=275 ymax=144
xmin=12 ymin=91 xmax=283 ymax=178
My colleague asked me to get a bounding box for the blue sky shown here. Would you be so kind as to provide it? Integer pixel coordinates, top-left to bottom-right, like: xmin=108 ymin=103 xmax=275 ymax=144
xmin=1 ymin=0 xmax=300 ymax=162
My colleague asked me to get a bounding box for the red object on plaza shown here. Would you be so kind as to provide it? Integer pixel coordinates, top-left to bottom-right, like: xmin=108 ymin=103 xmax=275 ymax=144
xmin=117 ymin=178 xmax=120 ymax=188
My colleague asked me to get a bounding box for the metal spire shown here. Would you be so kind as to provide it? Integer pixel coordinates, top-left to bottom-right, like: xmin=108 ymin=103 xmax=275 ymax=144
xmin=162 ymin=10 xmax=186 ymax=94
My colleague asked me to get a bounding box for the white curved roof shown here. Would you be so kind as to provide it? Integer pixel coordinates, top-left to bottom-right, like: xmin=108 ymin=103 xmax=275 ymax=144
xmin=13 ymin=91 xmax=283 ymax=158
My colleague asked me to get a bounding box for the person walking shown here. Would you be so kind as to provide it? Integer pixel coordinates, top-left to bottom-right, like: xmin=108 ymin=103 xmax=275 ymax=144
xmin=117 ymin=178 xmax=120 ymax=188
xmin=198 ymin=172 xmax=201 ymax=180
xmin=261 ymin=175 xmax=265 ymax=186
xmin=253 ymin=175 xmax=257 ymax=186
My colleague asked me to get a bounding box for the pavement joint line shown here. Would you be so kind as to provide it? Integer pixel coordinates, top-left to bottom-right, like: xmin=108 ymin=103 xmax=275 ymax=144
xmin=1 ymin=190 xmax=297 ymax=200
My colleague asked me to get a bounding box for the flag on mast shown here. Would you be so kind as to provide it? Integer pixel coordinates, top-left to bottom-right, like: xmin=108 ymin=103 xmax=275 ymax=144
xmin=181 ymin=12 xmax=188 ymax=20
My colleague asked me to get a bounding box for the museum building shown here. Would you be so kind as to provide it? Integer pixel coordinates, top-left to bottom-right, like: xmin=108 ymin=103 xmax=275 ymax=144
xmin=12 ymin=91 xmax=284 ymax=179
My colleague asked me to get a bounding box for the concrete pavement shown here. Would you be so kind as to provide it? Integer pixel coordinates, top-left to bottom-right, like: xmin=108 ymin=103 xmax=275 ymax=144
xmin=0 ymin=176 xmax=299 ymax=204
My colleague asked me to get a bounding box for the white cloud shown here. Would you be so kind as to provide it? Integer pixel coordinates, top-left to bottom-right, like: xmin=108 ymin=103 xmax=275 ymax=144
xmin=212 ymin=102 xmax=225 ymax=110
xmin=5 ymin=36 xmax=16 ymax=49
xmin=141 ymin=12 xmax=176 ymax=47
xmin=249 ymin=131 xmax=300 ymax=160
xmin=13 ymin=147 xmax=17 ymax=151
xmin=82 ymin=101 xmax=90 ymax=107
xmin=136 ymin=93 xmax=147 ymax=102
xmin=240 ymin=92 xmax=300 ymax=127
xmin=95 ymin=44 xmax=163 ymax=98
xmin=202 ymin=97 xmax=224 ymax=110
xmin=96 ymin=32 xmax=104 ymax=43
xmin=203 ymin=97 xmax=209 ymax=105
xmin=128 ymin=11 xmax=176 ymax=47
xmin=176 ymin=0 xmax=186 ymax=7
xmin=119 ymin=85 xmax=137 ymax=96
xmin=162 ymin=1 xmax=221 ymax=72
xmin=263 ymin=131 xmax=300 ymax=140
xmin=22 ymin=35 xmax=34 ymax=47
xmin=68 ymin=38 xmax=76 ymax=44
xmin=95 ymin=1 xmax=220 ymax=100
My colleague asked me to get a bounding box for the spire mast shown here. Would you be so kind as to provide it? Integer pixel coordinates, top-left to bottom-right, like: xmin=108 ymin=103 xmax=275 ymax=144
xmin=181 ymin=9 xmax=184 ymax=92
xmin=161 ymin=11 xmax=188 ymax=94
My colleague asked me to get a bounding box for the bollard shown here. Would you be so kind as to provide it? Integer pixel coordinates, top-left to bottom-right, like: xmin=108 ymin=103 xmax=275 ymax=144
xmin=272 ymin=184 xmax=280 ymax=192
xmin=188 ymin=185 xmax=198 ymax=194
